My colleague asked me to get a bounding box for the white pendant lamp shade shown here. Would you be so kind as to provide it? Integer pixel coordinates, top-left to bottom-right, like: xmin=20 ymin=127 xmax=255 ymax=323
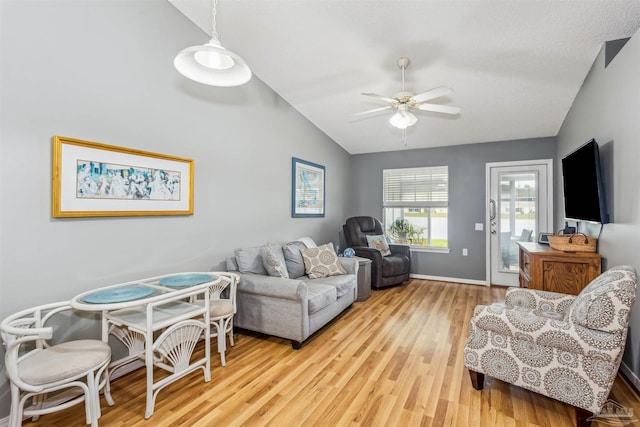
xmin=389 ymin=104 xmax=418 ymax=129
xmin=174 ymin=38 xmax=251 ymax=87
xmin=174 ymin=0 xmax=251 ymax=87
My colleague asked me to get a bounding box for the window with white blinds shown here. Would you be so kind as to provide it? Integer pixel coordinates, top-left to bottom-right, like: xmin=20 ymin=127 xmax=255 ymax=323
xmin=383 ymin=166 xmax=449 ymax=248
xmin=383 ymin=166 xmax=448 ymax=208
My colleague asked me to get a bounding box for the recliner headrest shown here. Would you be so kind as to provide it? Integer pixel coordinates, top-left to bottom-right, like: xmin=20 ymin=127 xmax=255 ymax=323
xmin=358 ymin=217 xmax=377 ymax=232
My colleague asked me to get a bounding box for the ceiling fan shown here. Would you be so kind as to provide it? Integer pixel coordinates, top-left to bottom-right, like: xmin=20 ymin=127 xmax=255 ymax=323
xmin=353 ymin=57 xmax=461 ymax=131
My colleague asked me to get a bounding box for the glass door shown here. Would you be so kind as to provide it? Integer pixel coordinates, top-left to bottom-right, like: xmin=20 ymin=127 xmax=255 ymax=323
xmin=488 ymin=161 xmax=552 ymax=286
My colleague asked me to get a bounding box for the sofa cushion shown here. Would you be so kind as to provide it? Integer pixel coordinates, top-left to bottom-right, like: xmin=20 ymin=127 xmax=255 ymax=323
xmin=235 ymin=246 xmax=267 ymax=275
xmin=301 ymin=274 xmax=354 ymax=299
xmin=302 ymin=244 xmax=347 ymax=279
xmin=306 ymin=283 xmax=337 ymax=314
xmin=296 ymin=236 xmax=317 ymax=248
xmin=261 ymin=244 xmax=289 ymax=279
xmin=367 ymin=234 xmax=391 ymax=256
xmin=283 ymin=241 xmax=308 ymax=279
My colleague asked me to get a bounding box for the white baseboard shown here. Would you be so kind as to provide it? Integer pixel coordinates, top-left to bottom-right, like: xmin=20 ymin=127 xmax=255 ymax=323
xmin=619 ymin=361 xmax=640 ymax=392
xmin=0 ymin=360 xmax=144 ymax=427
xmin=410 ymin=273 xmax=489 ymax=286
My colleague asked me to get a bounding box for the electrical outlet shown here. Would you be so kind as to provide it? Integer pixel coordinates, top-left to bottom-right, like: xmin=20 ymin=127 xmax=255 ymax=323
xmin=463 ymin=248 xmax=468 ymax=256
xmin=475 ymin=223 xmax=483 ymax=231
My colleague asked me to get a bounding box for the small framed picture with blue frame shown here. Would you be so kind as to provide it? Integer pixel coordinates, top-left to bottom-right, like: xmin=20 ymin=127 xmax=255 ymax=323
xmin=292 ymin=157 xmax=325 ymax=218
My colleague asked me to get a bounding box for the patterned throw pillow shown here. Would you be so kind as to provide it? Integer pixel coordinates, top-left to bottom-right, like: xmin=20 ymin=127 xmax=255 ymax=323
xmin=568 ymin=266 xmax=637 ymax=333
xmin=302 ymin=243 xmax=347 ymax=279
xmin=366 ymin=234 xmax=391 ymax=256
xmin=261 ymin=245 xmax=289 ymax=279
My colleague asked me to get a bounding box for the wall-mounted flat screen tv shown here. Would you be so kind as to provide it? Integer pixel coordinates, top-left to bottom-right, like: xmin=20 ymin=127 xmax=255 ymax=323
xmin=561 ymin=139 xmax=609 ymax=224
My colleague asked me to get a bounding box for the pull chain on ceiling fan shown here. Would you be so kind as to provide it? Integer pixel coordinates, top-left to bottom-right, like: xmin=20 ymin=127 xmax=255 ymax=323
xmin=352 ymin=57 xmax=461 ymax=135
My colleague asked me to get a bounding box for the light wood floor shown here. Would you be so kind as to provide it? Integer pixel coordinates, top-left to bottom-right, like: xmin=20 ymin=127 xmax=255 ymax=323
xmin=24 ymin=279 xmax=640 ymax=426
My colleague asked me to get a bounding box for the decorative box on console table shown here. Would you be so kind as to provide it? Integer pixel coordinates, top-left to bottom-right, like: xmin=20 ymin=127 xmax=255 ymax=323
xmin=517 ymin=242 xmax=602 ymax=296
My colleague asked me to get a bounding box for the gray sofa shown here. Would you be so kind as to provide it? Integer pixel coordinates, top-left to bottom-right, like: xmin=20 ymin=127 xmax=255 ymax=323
xmin=226 ymin=239 xmax=358 ymax=349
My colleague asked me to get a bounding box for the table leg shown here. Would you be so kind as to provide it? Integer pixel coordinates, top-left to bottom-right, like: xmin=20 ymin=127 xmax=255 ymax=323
xmin=204 ymin=295 xmax=211 ymax=382
xmin=145 ymin=306 xmax=155 ymax=419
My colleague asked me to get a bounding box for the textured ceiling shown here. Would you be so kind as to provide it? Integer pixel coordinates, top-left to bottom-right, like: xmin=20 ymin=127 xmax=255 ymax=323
xmin=169 ymin=0 xmax=640 ymax=154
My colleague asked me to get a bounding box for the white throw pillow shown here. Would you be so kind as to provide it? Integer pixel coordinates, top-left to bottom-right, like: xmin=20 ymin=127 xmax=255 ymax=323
xmin=366 ymin=234 xmax=391 ymax=256
xmin=261 ymin=244 xmax=289 ymax=279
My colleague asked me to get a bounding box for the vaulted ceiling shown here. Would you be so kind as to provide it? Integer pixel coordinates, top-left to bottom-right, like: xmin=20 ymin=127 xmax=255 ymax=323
xmin=169 ymin=0 xmax=640 ymax=154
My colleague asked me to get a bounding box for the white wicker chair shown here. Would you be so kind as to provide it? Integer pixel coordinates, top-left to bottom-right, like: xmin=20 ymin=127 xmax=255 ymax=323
xmin=191 ymin=272 xmax=239 ymax=366
xmin=148 ymin=319 xmax=208 ymax=413
xmin=0 ymin=301 xmax=113 ymax=427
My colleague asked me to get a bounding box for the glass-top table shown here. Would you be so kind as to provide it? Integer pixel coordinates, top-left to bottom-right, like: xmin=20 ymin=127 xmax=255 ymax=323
xmin=71 ymin=272 xmax=221 ymax=418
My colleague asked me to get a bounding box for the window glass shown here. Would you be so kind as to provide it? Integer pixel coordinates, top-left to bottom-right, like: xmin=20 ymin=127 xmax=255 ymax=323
xmin=383 ymin=167 xmax=448 ymax=248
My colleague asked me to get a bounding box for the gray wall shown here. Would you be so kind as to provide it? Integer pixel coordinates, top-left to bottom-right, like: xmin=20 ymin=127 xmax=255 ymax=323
xmin=0 ymin=0 xmax=351 ymax=416
xmin=556 ymin=30 xmax=640 ymax=384
xmin=3 ymin=0 xmax=639 ymax=419
xmin=349 ymin=137 xmax=557 ymax=281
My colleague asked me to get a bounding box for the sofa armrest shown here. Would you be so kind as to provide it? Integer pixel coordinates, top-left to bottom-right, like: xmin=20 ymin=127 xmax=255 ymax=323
xmin=504 ymin=287 xmax=576 ymax=313
xmin=236 ymin=273 xmax=306 ymax=302
xmin=338 ymin=257 xmax=359 ymax=275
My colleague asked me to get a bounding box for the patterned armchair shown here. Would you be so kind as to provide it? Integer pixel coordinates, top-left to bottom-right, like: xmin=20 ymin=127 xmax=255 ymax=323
xmin=464 ymin=265 xmax=637 ymax=427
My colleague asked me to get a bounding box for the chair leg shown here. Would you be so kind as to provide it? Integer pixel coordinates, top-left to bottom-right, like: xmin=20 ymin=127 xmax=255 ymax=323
xmin=469 ymin=369 xmax=485 ymax=390
xmin=213 ymin=320 xmax=227 ymax=367
xmin=575 ymin=407 xmax=593 ymax=427
xmin=102 ymin=366 xmax=115 ymax=407
xmin=86 ymin=373 xmax=99 ymax=427
xmin=228 ymin=319 xmax=235 ymax=347
xmin=9 ymin=385 xmax=21 ymax=427
xmin=31 ymin=392 xmax=45 ymax=421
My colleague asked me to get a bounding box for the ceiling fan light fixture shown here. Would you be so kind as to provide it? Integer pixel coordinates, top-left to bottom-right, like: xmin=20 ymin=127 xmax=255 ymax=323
xmin=353 ymin=57 xmax=459 ymax=144
xmin=389 ymin=105 xmax=417 ymax=129
xmin=174 ymin=0 xmax=251 ymax=87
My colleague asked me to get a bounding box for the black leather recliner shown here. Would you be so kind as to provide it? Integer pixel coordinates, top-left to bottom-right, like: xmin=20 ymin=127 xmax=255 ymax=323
xmin=342 ymin=216 xmax=411 ymax=290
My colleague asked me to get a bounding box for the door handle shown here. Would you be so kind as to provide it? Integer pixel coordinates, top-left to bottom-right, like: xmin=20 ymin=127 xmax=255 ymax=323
xmin=489 ymin=199 xmax=496 ymax=221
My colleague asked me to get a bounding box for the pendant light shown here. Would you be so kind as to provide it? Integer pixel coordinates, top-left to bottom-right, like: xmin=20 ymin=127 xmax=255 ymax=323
xmin=174 ymin=0 xmax=251 ymax=87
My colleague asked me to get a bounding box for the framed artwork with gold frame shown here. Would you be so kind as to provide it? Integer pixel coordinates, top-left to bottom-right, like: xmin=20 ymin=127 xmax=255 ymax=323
xmin=52 ymin=136 xmax=194 ymax=218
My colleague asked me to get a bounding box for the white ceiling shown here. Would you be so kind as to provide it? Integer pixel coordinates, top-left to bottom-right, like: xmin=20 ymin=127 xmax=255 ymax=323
xmin=169 ymin=0 xmax=640 ymax=154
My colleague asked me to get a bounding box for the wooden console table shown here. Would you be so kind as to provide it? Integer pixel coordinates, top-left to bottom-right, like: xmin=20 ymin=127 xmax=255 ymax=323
xmin=517 ymin=242 xmax=601 ymax=295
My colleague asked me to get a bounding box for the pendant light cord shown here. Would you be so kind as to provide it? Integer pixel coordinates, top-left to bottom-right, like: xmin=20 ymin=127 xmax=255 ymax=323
xmin=210 ymin=0 xmax=219 ymax=40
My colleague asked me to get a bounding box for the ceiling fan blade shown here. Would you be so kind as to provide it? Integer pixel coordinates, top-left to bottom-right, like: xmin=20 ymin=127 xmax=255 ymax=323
xmin=361 ymin=92 xmax=396 ymax=103
xmin=416 ymin=103 xmax=461 ymax=115
xmin=411 ymin=86 xmax=453 ymax=103
xmin=351 ymin=106 xmax=394 ymax=117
